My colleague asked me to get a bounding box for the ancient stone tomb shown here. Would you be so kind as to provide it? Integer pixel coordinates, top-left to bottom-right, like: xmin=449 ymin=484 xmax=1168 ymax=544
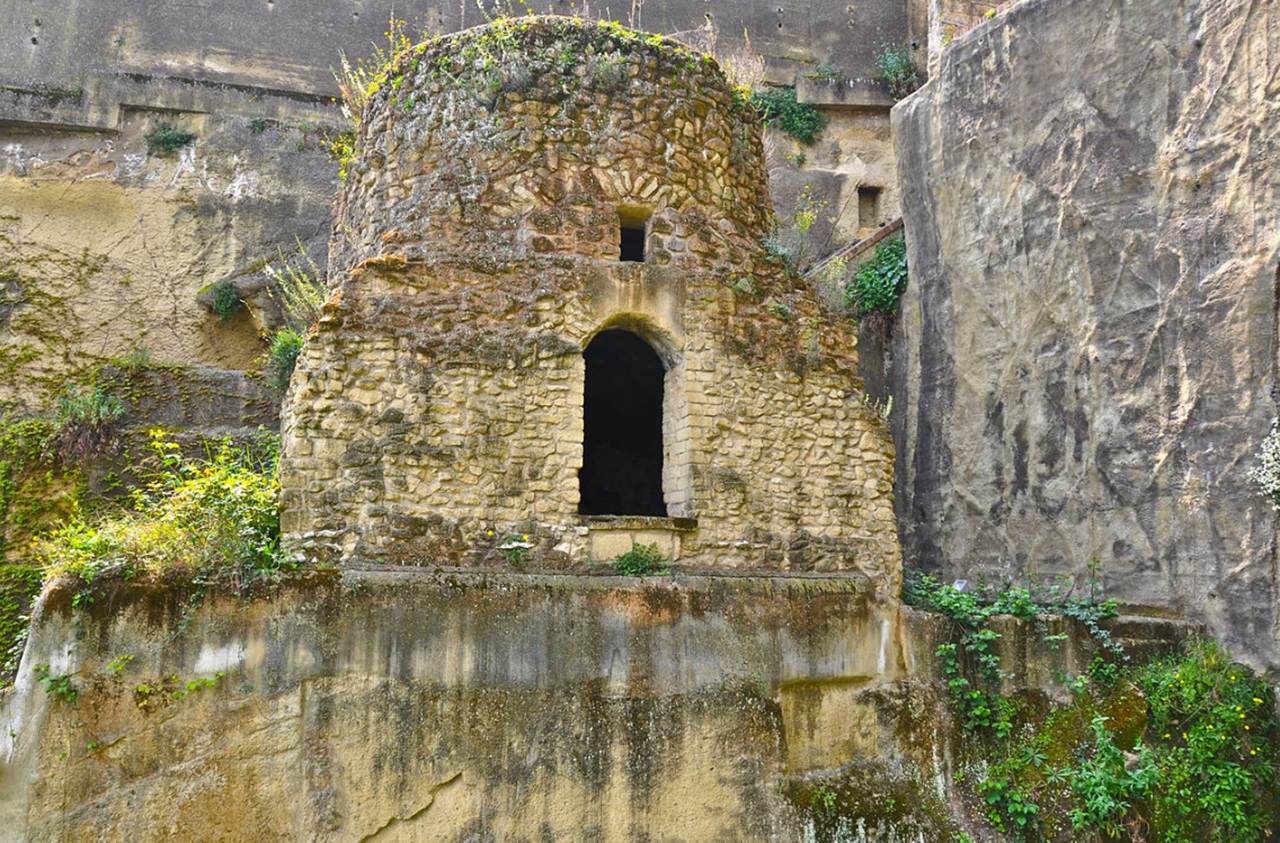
xmin=279 ymin=17 xmax=900 ymax=589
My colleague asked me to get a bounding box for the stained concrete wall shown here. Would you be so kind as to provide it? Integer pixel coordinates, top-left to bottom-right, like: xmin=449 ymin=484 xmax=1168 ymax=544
xmin=891 ymin=0 xmax=1280 ymax=668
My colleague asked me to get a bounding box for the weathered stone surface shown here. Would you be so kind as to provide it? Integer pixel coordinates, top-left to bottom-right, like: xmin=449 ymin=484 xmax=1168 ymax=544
xmin=0 ymin=574 xmax=1196 ymax=839
xmin=0 ymin=573 xmax=921 ymax=841
xmin=0 ymin=113 xmax=337 ymax=405
xmin=892 ymin=0 xmax=1280 ymax=666
xmin=0 ymin=1 xmax=906 ymax=409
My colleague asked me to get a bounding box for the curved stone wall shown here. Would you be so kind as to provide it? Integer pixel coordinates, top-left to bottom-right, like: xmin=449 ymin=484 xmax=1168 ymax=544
xmin=329 ymin=17 xmax=772 ymax=277
xmin=281 ymin=18 xmax=901 ymax=591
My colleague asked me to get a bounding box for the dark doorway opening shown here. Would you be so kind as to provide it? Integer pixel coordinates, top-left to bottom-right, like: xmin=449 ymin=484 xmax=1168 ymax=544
xmin=858 ymin=186 xmax=881 ymax=229
xmin=619 ymin=226 xmax=646 ymax=262
xmin=579 ymin=330 xmax=666 ymax=516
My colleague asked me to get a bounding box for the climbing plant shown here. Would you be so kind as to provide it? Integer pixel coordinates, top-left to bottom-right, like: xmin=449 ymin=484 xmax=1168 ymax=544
xmin=844 ymin=236 xmax=908 ymax=317
xmin=904 ymin=570 xmax=1279 ymax=841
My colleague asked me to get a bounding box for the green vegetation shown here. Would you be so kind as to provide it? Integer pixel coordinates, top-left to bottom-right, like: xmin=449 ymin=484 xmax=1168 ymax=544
xmin=875 ymin=43 xmax=920 ymax=101
xmin=750 ymin=86 xmax=826 ymax=145
xmin=38 ymin=432 xmax=297 ymax=591
xmin=265 ymin=330 xmax=305 ymax=392
xmin=610 ymin=542 xmax=669 ymax=576
xmin=1067 ymin=714 xmax=1156 ymax=836
xmin=763 ymin=189 xmax=826 ymax=275
xmin=208 ymin=278 xmax=243 ymax=322
xmin=144 ymin=122 xmax=197 ymax=157
xmin=261 ymin=245 xmax=325 ymax=392
xmin=0 ymin=417 xmax=79 ymax=557
xmin=0 ymin=566 xmax=44 ymax=685
xmin=264 ymin=247 xmax=326 ymax=332
xmin=905 ymin=571 xmax=1278 ymax=841
xmin=136 ymin=671 xmax=225 ymax=711
xmin=34 ymin=664 xmax=77 ymax=705
xmin=48 ymin=388 xmax=125 ymax=462
xmin=1139 ymin=641 xmax=1276 ymax=840
xmin=844 ymin=236 xmax=908 ymax=317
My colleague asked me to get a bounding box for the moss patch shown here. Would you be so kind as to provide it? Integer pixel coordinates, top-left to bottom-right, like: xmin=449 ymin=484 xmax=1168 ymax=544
xmin=0 ymin=564 xmax=44 ymax=685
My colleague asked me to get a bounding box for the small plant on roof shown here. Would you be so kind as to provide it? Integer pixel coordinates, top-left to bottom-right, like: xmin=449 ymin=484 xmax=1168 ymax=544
xmin=209 ymin=278 xmax=243 ymax=322
xmin=611 ymin=542 xmax=669 ymax=576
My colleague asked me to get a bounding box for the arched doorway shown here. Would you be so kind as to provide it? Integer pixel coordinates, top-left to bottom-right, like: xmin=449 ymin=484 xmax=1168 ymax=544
xmin=578 ymin=329 xmax=667 ymax=516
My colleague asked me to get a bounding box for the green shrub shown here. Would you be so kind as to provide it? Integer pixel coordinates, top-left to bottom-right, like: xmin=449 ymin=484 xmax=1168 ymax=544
xmin=1068 ymin=715 xmax=1157 ymax=837
xmin=750 ymin=86 xmax=826 ymax=145
xmin=610 ymin=543 xmax=668 ymax=576
xmin=38 ymin=433 xmax=297 ymax=588
xmin=845 ymin=236 xmax=908 ymax=318
xmin=265 ymin=329 xmax=305 ymax=392
xmin=875 ymin=43 xmax=920 ymax=100
xmin=1139 ymin=641 xmax=1277 ymax=841
xmin=144 ymin=122 xmax=197 ymax=157
xmin=264 ymin=246 xmax=326 ymax=332
xmin=47 ymin=388 xmax=125 ymax=462
xmin=209 ymin=278 xmax=243 ymax=322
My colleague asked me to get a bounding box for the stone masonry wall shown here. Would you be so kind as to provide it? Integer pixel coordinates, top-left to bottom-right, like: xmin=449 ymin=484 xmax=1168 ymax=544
xmin=327 ymin=19 xmax=774 ymax=279
xmin=280 ymin=19 xmax=900 ymax=593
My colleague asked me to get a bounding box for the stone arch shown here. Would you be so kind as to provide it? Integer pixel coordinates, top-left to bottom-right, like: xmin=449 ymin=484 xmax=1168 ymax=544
xmin=579 ymin=328 xmax=667 ymax=516
xmin=578 ymin=317 xmax=692 ymax=518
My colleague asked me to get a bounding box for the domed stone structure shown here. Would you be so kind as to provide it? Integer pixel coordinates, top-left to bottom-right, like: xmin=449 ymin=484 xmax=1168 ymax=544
xmin=279 ymin=16 xmax=900 ymax=592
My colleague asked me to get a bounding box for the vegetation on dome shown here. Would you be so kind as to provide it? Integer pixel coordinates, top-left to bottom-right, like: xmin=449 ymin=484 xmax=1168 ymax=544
xmin=329 ymin=14 xmax=812 ymax=177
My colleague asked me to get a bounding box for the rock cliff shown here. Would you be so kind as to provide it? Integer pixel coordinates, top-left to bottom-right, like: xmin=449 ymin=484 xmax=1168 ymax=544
xmin=893 ymin=0 xmax=1280 ymax=667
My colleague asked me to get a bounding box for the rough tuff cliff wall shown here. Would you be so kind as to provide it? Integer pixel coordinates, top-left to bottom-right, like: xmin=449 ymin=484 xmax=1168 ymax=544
xmin=0 ymin=574 xmax=956 ymax=841
xmin=892 ymin=0 xmax=1280 ymax=667
xmin=0 ymin=572 xmax=1192 ymax=840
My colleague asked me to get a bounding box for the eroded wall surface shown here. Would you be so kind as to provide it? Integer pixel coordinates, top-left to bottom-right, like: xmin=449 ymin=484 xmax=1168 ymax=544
xmin=0 ymin=573 xmax=958 ymax=842
xmin=0 ymin=572 xmax=1197 ymax=840
xmin=892 ymin=0 xmax=1280 ymax=666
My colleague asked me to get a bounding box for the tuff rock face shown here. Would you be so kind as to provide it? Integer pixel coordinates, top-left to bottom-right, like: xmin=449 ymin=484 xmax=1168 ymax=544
xmin=892 ymin=0 xmax=1280 ymax=666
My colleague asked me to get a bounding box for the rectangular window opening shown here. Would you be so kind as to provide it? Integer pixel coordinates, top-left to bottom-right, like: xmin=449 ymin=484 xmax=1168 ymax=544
xmin=617 ymin=205 xmax=652 ymax=263
xmin=619 ymin=226 xmax=646 ymax=262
